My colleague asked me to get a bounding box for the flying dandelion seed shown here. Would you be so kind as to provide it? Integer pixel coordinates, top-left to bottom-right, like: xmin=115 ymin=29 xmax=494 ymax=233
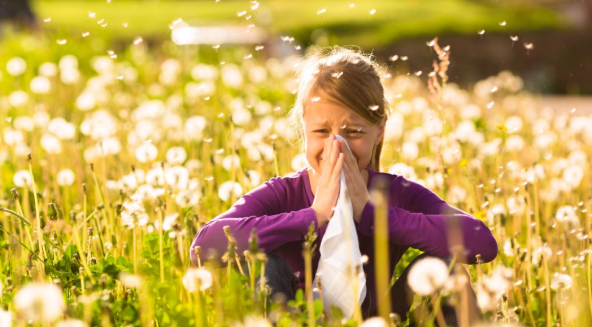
xmin=244 ymin=54 xmax=253 ymax=59
xmin=510 ymin=35 xmax=519 ymax=41
xmin=251 ymin=1 xmax=259 ymax=10
xmin=499 ymin=21 xmax=507 ymax=26
xmin=43 ymin=17 xmax=51 ymax=22
xmin=415 ymin=71 xmax=422 ymax=76
xmin=331 ymin=72 xmax=343 ymax=78
xmin=487 ymin=101 xmax=495 ymax=109
xmin=82 ymin=32 xmax=90 ymax=37
xmin=97 ymin=19 xmax=105 ymax=24
xmin=317 ymin=8 xmax=326 ymax=15
xmin=369 ymin=9 xmax=376 ymax=15
xmin=205 ymin=176 xmax=214 ymax=181
xmin=133 ymin=37 xmax=143 ymax=45
xmin=570 ymin=108 xmax=576 ymax=113
xmin=524 ymin=43 xmax=534 ymax=50
xmin=369 ymin=105 xmax=379 ymax=111
xmin=311 ymin=97 xmax=321 ymax=102
xmin=491 ymin=86 xmax=498 ymax=93
xmin=255 ymin=45 xmax=264 ymax=51
xmin=426 ymin=39 xmax=435 ymax=47
xmin=478 ymin=30 xmax=485 ymax=35
xmin=122 ymin=22 xmax=128 ymax=27
xmin=57 ymin=39 xmax=67 ymax=45
xmin=237 ymin=11 xmax=247 ymax=17
xmin=88 ymin=11 xmax=96 ymax=18
xmin=215 ymin=148 xmax=224 ymax=154
xmin=349 ymin=4 xmax=355 ymax=8
xmin=389 ymin=55 xmax=399 ymax=61
xmin=340 ymin=124 xmax=347 ymax=129
xmin=400 ymin=56 xmax=408 ymax=61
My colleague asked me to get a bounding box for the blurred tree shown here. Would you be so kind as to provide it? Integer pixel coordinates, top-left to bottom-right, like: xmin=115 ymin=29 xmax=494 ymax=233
xmin=0 ymin=0 xmax=37 ymax=29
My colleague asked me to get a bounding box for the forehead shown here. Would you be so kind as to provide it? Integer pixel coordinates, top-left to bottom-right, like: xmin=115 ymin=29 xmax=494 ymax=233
xmin=304 ymin=93 xmax=367 ymax=126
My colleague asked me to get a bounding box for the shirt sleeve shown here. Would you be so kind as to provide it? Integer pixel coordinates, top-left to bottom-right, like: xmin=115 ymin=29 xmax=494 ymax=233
xmin=357 ymin=175 xmax=498 ymax=264
xmin=189 ymin=177 xmax=319 ymax=267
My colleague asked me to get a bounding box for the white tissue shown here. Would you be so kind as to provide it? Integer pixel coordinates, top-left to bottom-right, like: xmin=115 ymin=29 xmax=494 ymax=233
xmin=312 ymin=134 xmax=367 ymax=319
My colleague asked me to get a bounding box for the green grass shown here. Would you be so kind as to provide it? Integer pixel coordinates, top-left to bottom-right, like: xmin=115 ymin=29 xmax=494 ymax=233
xmin=32 ymin=0 xmax=566 ymax=47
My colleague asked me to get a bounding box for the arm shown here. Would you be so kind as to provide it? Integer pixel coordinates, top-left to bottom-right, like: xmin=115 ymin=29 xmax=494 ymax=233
xmin=357 ymin=175 xmax=498 ymax=264
xmin=189 ymin=179 xmax=319 ymax=267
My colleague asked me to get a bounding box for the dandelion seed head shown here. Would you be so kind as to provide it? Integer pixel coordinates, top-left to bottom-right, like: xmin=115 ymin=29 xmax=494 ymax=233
xmin=408 ymin=258 xmax=449 ymax=295
xmin=183 ymin=268 xmax=213 ymax=292
xmin=6 ymin=57 xmax=27 ymax=76
xmin=14 ymin=283 xmax=65 ymax=323
xmin=57 ymin=169 xmax=75 ymax=186
xmin=218 ymin=181 xmax=243 ymax=201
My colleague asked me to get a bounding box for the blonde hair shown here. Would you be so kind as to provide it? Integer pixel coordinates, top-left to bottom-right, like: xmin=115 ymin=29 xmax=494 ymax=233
xmin=288 ymin=46 xmax=391 ymax=172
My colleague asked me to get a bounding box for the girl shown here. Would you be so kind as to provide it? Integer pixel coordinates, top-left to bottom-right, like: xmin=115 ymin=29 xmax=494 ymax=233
xmin=190 ymin=47 xmax=498 ymax=324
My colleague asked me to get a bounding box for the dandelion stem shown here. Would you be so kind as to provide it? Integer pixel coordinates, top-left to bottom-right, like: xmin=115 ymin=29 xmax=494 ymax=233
xmin=159 ymin=210 xmax=165 ymax=283
xmin=28 ymin=156 xmax=46 ymax=261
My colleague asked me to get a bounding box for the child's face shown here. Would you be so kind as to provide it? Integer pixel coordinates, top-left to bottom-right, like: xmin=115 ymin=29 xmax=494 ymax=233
xmin=302 ymin=90 xmax=385 ymax=175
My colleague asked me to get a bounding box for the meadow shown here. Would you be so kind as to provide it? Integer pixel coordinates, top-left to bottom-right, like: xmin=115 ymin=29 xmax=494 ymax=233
xmin=0 ymin=23 xmax=591 ymax=327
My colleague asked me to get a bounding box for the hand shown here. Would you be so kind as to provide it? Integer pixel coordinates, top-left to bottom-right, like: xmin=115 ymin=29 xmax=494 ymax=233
xmin=338 ymin=139 xmax=371 ymax=223
xmin=311 ymin=134 xmax=345 ymax=227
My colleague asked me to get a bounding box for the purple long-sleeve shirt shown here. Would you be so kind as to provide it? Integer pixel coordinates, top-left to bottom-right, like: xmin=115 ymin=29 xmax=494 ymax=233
xmin=190 ymin=167 xmax=498 ymax=314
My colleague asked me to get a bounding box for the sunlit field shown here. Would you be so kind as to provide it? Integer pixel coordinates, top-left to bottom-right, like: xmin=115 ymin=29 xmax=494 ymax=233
xmin=0 ymin=26 xmax=591 ymax=327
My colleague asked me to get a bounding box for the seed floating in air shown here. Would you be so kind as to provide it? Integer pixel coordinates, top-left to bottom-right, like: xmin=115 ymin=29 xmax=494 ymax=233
xmin=478 ymin=30 xmax=485 ymax=35
xmin=57 ymin=39 xmax=67 ymax=45
xmin=369 ymin=105 xmax=379 ymax=111
xmin=44 ymin=17 xmax=51 ymax=22
xmin=369 ymin=9 xmax=376 ymax=15
xmin=317 ymin=8 xmax=326 ymax=15
xmin=500 ymin=21 xmax=507 ymax=26
xmin=133 ymin=37 xmax=143 ymax=45
xmin=331 ymin=72 xmax=343 ymax=78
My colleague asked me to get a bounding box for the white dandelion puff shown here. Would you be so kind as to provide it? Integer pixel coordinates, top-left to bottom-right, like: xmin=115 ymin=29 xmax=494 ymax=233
xmin=14 ymin=283 xmax=65 ymax=323
xmin=218 ymin=181 xmax=243 ymax=201
xmin=408 ymin=258 xmax=449 ymax=295
xmin=57 ymin=169 xmax=76 ymax=186
xmin=6 ymin=57 xmax=27 ymax=76
xmin=182 ymin=268 xmax=213 ymax=292
xmin=135 ymin=143 xmax=158 ymax=163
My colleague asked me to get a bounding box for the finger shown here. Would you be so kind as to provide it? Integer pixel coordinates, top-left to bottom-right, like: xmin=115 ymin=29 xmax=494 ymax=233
xmin=322 ymin=137 xmax=330 ymax=171
xmin=330 ymin=139 xmax=339 ymax=169
xmin=333 ymin=152 xmax=344 ymax=183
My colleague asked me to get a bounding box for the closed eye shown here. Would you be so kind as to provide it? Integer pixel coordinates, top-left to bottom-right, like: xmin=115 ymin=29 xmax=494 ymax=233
xmin=313 ymin=129 xmax=363 ymax=134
